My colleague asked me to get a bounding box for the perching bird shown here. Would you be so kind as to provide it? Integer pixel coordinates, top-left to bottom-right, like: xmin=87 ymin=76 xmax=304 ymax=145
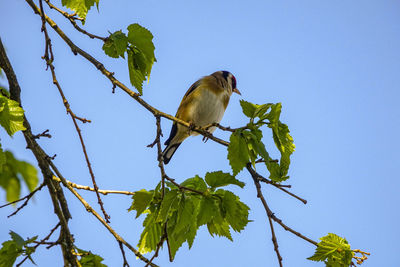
xmin=162 ymin=70 xmax=241 ymax=164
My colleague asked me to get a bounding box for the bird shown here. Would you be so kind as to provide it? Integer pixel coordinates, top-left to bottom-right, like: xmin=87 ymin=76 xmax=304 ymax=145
xmin=162 ymin=70 xmax=241 ymax=164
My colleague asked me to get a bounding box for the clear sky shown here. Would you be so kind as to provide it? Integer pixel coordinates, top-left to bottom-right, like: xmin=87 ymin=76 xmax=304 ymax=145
xmin=1 ymin=0 xmax=399 ymax=266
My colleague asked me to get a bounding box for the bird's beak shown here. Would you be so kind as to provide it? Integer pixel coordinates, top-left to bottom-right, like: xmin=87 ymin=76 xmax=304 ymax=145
xmin=233 ymin=88 xmax=241 ymax=95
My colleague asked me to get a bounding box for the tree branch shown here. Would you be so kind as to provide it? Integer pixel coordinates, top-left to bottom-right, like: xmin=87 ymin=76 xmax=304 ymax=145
xmin=44 ymin=0 xmax=106 ymax=41
xmin=0 ymin=36 xmax=79 ymax=267
xmin=25 ymin=0 xmax=229 ymax=147
xmin=0 ymin=182 xmax=45 ymax=212
xmin=38 ymin=0 xmax=109 ymax=223
xmin=52 ymin=176 xmax=135 ymax=195
xmin=48 ymin=161 xmax=158 ymax=267
xmin=246 ymin=164 xmax=318 ymax=247
xmin=16 ymin=222 xmax=61 ymax=267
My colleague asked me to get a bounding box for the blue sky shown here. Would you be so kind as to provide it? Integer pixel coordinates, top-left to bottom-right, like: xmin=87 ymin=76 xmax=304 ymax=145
xmin=1 ymin=0 xmax=399 ymax=266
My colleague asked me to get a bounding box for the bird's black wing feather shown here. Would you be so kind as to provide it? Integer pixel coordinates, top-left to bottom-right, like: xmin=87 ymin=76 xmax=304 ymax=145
xmin=184 ymin=80 xmax=201 ymax=98
xmin=164 ymin=122 xmax=178 ymax=146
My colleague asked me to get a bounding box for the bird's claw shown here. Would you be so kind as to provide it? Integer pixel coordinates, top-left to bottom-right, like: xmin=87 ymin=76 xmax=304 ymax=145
xmin=187 ymin=122 xmax=196 ymax=135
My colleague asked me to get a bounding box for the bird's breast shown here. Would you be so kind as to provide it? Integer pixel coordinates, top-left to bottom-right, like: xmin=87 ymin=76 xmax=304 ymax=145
xmin=191 ymin=87 xmax=229 ymax=132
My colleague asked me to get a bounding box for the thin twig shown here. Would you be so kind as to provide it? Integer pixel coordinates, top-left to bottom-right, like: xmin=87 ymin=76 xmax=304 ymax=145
xmin=1 ymin=34 xmax=79 ymax=266
xmin=246 ymin=165 xmax=318 ymax=246
xmin=204 ymin=122 xmax=244 ymax=133
xmin=37 ymin=0 xmax=109 ymax=223
xmin=145 ymin=232 xmax=166 ymax=267
xmin=52 ymin=176 xmax=135 ymax=195
xmin=48 ymin=161 xmax=158 ymax=267
xmin=16 ymin=223 xmax=61 ymax=267
xmin=25 ymin=0 xmax=229 ymax=147
xmin=44 ymin=0 xmax=106 ymax=41
xmin=33 ymin=129 xmax=52 ymax=139
xmin=118 ymin=241 xmax=130 ymax=267
xmin=0 ymin=182 xmax=45 ymax=210
xmin=251 ymin=167 xmax=307 ymax=204
xmin=248 ymin=164 xmax=283 ymax=266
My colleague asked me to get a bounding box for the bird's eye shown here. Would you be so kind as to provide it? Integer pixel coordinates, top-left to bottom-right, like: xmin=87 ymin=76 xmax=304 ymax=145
xmin=231 ymin=75 xmax=237 ymax=89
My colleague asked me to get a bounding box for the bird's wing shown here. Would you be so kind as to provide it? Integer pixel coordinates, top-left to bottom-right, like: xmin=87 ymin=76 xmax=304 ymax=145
xmin=183 ymin=80 xmax=201 ymax=98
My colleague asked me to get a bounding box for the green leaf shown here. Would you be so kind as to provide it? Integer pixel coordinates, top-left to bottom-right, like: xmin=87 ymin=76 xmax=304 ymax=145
xmin=197 ymin=196 xmax=217 ymax=226
xmin=15 ymin=161 xmax=38 ymax=192
xmin=267 ymin=103 xmax=282 ymax=124
xmin=265 ymin=159 xmax=287 ymax=182
xmin=308 ymin=233 xmax=354 ymax=266
xmin=254 ymin=104 xmax=271 ymax=119
xmin=180 ymin=175 xmax=207 ymax=192
xmin=157 ymin=189 xmax=179 ymax=223
xmin=0 ymin=240 xmax=21 ymax=267
xmin=77 ymin=248 xmax=107 ymax=267
xmin=227 ymin=131 xmax=249 ymax=175
xmin=240 ymin=100 xmax=257 ymax=118
xmin=0 ymin=231 xmax=37 ymax=267
xmin=127 ymin=49 xmax=146 ymax=95
xmin=240 ymin=100 xmax=271 ymax=119
xmin=9 ymin=231 xmax=25 ymax=247
xmin=0 ymin=95 xmax=26 ymax=136
xmin=0 ymin=151 xmax=39 ymax=203
xmin=217 ymin=190 xmax=250 ymax=232
xmin=128 ymin=189 xmax=153 ymax=218
xmin=167 ymin=213 xmax=186 ymax=261
xmin=61 ymin=0 xmax=99 ymax=22
xmin=0 ymin=144 xmax=6 ymax=172
xmin=126 ymin=23 xmax=156 ymax=94
xmin=127 ymin=24 xmax=156 ymax=68
xmin=205 ymin=171 xmax=245 ymax=189
xmin=207 ymin=219 xmax=232 ymax=241
xmin=272 ymin=121 xmax=295 ymax=176
xmin=102 ymin=30 xmax=128 ymax=58
xmin=138 ymin=212 xmax=162 ymax=254
xmin=174 ymin=198 xmax=193 ymax=233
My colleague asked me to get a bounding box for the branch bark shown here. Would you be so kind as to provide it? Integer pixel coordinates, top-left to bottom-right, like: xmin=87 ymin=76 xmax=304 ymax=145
xmin=0 ymin=37 xmax=79 ymax=267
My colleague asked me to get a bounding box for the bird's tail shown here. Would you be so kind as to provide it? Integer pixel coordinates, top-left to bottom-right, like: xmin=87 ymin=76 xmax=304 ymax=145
xmin=162 ymin=142 xmax=182 ymax=164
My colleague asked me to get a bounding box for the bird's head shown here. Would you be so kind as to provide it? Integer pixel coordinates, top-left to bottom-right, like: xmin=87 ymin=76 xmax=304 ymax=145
xmin=219 ymin=71 xmax=241 ymax=96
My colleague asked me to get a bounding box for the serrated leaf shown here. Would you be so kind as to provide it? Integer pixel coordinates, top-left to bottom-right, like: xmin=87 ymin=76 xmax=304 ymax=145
xmin=0 ymin=95 xmax=26 ymax=136
xmin=128 ymin=189 xmax=153 ymax=218
xmin=137 ymin=212 xmax=162 ymax=254
xmin=217 ymin=190 xmax=249 ymax=232
xmin=265 ymin=159 xmax=287 ymax=182
xmin=102 ymin=30 xmax=128 ymax=58
xmin=254 ymin=104 xmax=271 ymax=118
xmin=197 ymin=196 xmax=217 ymax=226
xmin=77 ymin=248 xmax=107 ymax=267
xmin=173 ymin=197 xmax=195 ymax=236
xmin=0 ymin=240 xmax=20 ymax=267
xmin=166 ymin=211 xmax=186 ymax=260
xmin=308 ymin=233 xmax=353 ymax=266
xmin=180 ymin=175 xmax=207 ymax=192
xmin=157 ymin=189 xmax=179 ymax=223
xmin=227 ymin=131 xmax=249 ymax=175
xmin=206 ymin=219 xmax=232 ymax=241
xmin=0 ymin=231 xmax=37 ymax=267
xmin=240 ymin=100 xmax=257 ymax=118
xmin=127 ymin=24 xmax=156 ymax=68
xmin=9 ymin=231 xmax=25 ymax=247
xmin=127 ymin=49 xmax=146 ymax=94
xmin=126 ymin=23 xmax=156 ymax=94
xmin=267 ymin=103 xmax=282 ymax=124
xmin=186 ymin=215 xmax=198 ymax=249
xmin=205 ymin=171 xmax=244 ymax=189
xmin=61 ymin=0 xmax=99 ymax=22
